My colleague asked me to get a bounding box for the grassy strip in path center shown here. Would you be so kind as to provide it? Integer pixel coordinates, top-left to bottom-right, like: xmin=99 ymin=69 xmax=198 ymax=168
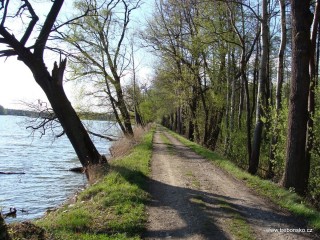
xmin=13 ymin=128 xmax=155 ymax=240
xmin=167 ymin=128 xmax=320 ymax=232
xmin=159 ymin=132 xmax=174 ymax=153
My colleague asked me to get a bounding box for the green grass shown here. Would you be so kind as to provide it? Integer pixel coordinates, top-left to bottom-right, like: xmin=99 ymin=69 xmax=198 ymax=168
xmin=185 ymin=170 xmax=201 ymax=189
xmin=31 ymin=129 xmax=154 ymax=240
xmin=218 ymin=200 xmax=254 ymax=240
xmin=189 ymin=195 xmax=254 ymax=239
xmin=167 ymin=129 xmax=320 ymax=231
xmin=159 ymin=132 xmax=173 ymax=152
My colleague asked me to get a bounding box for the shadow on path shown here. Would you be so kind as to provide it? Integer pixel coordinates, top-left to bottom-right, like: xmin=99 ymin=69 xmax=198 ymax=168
xmin=111 ymin=129 xmax=315 ymax=239
xmin=112 ymin=163 xmax=312 ymax=239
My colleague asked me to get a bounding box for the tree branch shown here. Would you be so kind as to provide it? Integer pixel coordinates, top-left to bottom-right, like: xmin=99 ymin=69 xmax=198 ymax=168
xmin=0 ymin=49 xmax=17 ymax=57
xmin=0 ymin=0 xmax=9 ymax=26
xmin=51 ymin=7 xmax=91 ymax=32
xmin=20 ymin=0 xmax=39 ymax=45
xmin=52 ymin=58 xmax=67 ymax=86
xmin=34 ymin=0 xmax=64 ymax=57
xmin=88 ymin=130 xmax=116 ymax=141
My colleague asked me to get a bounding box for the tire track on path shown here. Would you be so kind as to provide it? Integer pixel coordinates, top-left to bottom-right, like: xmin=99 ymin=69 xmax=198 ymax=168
xmin=143 ymin=129 xmax=317 ymax=240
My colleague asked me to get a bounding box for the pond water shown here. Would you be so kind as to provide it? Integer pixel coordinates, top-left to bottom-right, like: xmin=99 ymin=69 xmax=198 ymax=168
xmin=0 ymin=115 xmax=117 ymax=222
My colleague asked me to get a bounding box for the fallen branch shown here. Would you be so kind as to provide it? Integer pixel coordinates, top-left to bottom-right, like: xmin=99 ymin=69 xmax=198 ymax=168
xmin=87 ymin=130 xmax=117 ymax=141
xmin=0 ymin=171 xmax=25 ymax=174
xmin=69 ymin=167 xmax=84 ymax=173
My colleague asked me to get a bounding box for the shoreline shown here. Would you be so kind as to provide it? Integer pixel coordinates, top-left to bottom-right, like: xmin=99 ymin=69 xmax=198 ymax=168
xmin=7 ymin=126 xmax=154 ymax=239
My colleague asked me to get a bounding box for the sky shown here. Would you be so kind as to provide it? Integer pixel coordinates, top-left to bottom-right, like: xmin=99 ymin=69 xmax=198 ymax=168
xmin=0 ymin=0 xmax=155 ymax=110
xmin=0 ymin=56 xmax=81 ymax=109
xmin=0 ymin=57 xmax=43 ymax=109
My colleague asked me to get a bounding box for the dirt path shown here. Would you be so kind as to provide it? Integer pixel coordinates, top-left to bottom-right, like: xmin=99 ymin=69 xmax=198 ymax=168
xmin=143 ymin=129 xmax=319 ymax=240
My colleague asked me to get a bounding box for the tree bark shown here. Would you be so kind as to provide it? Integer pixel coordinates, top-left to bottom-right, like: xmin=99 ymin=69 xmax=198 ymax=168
xmin=188 ymin=119 xmax=195 ymax=141
xmin=305 ymin=0 xmax=320 ymax=180
xmin=114 ymin=81 xmax=134 ymax=136
xmin=177 ymin=106 xmax=183 ymax=134
xmin=227 ymin=50 xmax=236 ymax=154
xmin=249 ymin=0 xmax=269 ymax=174
xmin=269 ymin=0 xmax=287 ymax=178
xmin=238 ymin=79 xmax=244 ymax=129
xmin=188 ymin=86 xmax=198 ymax=141
xmin=207 ymin=110 xmax=224 ymax=150
xmin=32 ymin=60 xmax=104 ymax=167
xmin=282 ymin=0 xmax=313 ymax=195
xmin=243 ymin=70 xmax=252 ymax=166
xmin=224 ymin=51 xmax=231 ymax=153
xmin=276 ymin=0 xmax=286 ymax=112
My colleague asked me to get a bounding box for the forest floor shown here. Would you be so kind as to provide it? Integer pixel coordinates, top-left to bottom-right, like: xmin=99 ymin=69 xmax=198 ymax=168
xmin=143 ymin=128 xmax=319 ymax=240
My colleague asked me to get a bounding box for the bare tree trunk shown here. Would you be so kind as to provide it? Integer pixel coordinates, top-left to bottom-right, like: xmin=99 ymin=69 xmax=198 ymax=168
xmin=178 ymin=106 xmax=183 ymax=134
xmin=114 ymin=82 xmax=134 ymax=136
xmin=132 ymin=56 xmax=143 ymax=127
xmin=269 ymin=0 xmax=287 ymax=178
xmin=282 ymin=0 xmax=313 ymax=195
xmin=305 ymin=0 xmax=320 ymax=179
xmin=188 ymin=86 xmax=198 ymax=141
xmin=227 ymin=1 xmax=259 ymax=165
xmin=188 ymin=119 xmax=195 ymax=141
xmin=230 ymin=75 xmax=236 ymax=131
xmin=238 ymin=77 xmax=244 ymax=129
xmin=249 ymin=0 xmax=269 ymax=174
xmin=207 ymin=110 xmax=224 ymax=151
xmin=227 ymin=50 xmax=236 ymax=154
xmin=34 ymin=60 xmax=104 ymax=168
xmin=224 ymin=51 xmax=231 ymax=153
xmin=243 ymin=70 xmax=252 ymax=166
xmin=251 ymin=40 xmax=259 ymax=121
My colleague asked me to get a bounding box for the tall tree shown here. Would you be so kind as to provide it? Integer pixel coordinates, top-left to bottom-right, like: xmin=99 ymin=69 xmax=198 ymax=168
xmin=282 ymin=0 xmax=313 ymax=195
xmin=249 ymin=0 xmax=269 ymax=174
xmin=227 ymin=1 xmax=260 ymax=166
xmin=144 ymin=0 xmax=201 ymax=140
xmin=63 ymin=0 xmax=140 ymax=136
xmin=269 ymin=0 xmax=287 ymax=178
xmin=305 ymin=0 xmax=320 ymax=182
xmin=130 ymin=40 xmax=144 ymax=126
xmin=0 ymin=1 xmax=105 ymax=171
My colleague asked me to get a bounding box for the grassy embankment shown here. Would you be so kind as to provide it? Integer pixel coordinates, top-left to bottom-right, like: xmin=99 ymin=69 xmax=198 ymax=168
xmin=167 ymin=128 xmax=320 ymax=231
xmin=9 ymin=127 xmax=154 ymax=240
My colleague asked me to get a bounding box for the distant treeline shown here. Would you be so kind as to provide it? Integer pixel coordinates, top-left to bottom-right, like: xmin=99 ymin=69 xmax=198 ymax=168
xmin=0 ymin=105 xmax=113 ymax=121
xmin=78 ymin=112 xmax=116 ymax=121
xmin=3 ymin=108 xmax=39 ymax=117
xmin=0 ymin=105 xmax=5 ymax=115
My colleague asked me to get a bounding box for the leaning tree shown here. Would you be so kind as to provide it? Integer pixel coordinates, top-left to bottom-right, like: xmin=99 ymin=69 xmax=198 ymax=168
xmin=0 ymin=0 xmax=106 ymax=170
